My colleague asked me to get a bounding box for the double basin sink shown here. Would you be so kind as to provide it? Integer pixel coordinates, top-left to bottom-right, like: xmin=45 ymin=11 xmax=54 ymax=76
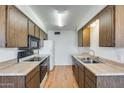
xmin=24 ymin=57 xmax=45 ymax=62
xmin=77 ymin=56 xmax=102 ymax=64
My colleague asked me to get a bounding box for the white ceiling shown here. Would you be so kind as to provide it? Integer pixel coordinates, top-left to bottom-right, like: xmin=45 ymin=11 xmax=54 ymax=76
xmin=29 ymin=5 xmax=106 ymax=31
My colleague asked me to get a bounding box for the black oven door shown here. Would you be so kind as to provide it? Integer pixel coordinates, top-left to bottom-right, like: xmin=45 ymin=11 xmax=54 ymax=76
xmin=29 ymin=35 xmax=40 ymax=49
xmin=40 ymin=57 xmax=49 ymax=83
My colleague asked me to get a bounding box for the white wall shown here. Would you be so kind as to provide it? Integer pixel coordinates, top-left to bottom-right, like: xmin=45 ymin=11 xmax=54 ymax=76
xmin=0 ymin=48 xmax=17 ymax=63
xmin=89 ymin=20 xmax=124 ymax=63
xmin=48 ymin=30 xmax=78 ymax=65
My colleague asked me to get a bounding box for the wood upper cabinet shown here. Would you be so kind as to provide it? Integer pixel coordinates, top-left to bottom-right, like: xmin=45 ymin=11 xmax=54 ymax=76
xmin=39 ymin=30 xmax=43 ymax=40
xmin=0 ymin=5 xmax=6 ymax=47
xmin=115 ymin=5 xmax=124 ymax=47
xmin=43 ymin=32 xmax=48 ymax=40
xmin=78 ymin=29 xmax=83 ymax=47
xmin=34 ymin=25 xmax=40 ymax=38
xmin=39 ymin=30 xmax=44 ymax=47
xmin=7 ymin=6 xmax=28 ymax=47
xmin=99 ymin=6 xmax=115 ymax=47
xmin=28 ymin=20 xmax=35 ymax=36
xmin=82 ymin=27 xmax=90 ymax=47
xmin=78 ymin=27 xmax=90 ymax=47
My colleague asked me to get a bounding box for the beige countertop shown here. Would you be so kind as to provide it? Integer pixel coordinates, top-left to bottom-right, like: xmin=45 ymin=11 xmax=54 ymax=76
xmin=0 ymin=62 xmax=39 ymax=76
xmin=72 ymin=54 xmax=124 ymax=76
xmin=0 ymin=54 xmax=49 ymax=76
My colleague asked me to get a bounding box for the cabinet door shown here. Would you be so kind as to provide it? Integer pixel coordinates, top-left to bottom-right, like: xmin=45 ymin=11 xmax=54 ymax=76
xmin=39 ymin=30 xmax=43 ymax=40
xmin=82 ymin=27 xmax=90 ymax=47
xmin=0 ymin=5 xmax=6 ymax=47
xmin=99 ymin=6 xmax=115 ymax=47
xmin=78 ymin=68 xmax=85 ymax=88
xmin=43 ymin=32 xmax=48 ymax=40
xmin=26 ymin=72 xmax=40 ymax=88
xmin=35 ymin=25 xmax=40 ymax=38
xmin=7 ymin=6 xmax=28 ymax=47
xmin=115 ymin=5 xmax=124 ymax=47
xmin=29 ymin=20 xmax=35 ymax=36
xmin=45 ymin=33 xmax=48 ymax=40
xmin=39 ymin=30 xmax=44 ymax=47
xmin=78 ymin=29 xmax=83 ymax=47
xmin=74 ymin=62 xmax=79 ymax=84
xmin=85 ymin=68 xmax=96 ymax=88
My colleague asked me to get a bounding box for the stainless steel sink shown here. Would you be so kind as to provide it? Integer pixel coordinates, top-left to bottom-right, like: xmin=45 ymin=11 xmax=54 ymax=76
xmin=25 ymin=57 xmax=44 ymax=62
xmin=78 ymin=57 xmax=101 ymax=64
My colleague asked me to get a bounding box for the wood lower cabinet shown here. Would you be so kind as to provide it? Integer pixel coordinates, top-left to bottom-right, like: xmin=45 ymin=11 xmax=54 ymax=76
xmin=73 ymin=59 xmax=79 ymax=84
xmin=0 ymin=76 xmax=25 ymax=88
xmin=72 ymin=56 xmax=124 ymax=88
xmin=85 ymin=68 xmax=96 ymax=88
xmin=74 ymin=63 xmax=79 ymax=84
xmin=78 ymin=67 xmax=85 ymax=88
xmin=7 ymin=6 xmax=28 ymax=47
xmin=0 ymin=66 xmax=40 ymax=88
xmin=26 ymin=71 xmax=40 ymax=88
xmin=72 ymin=57 xmax=84 ymax=88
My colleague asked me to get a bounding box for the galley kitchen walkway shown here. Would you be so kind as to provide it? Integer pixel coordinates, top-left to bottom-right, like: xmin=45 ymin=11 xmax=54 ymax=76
xmin=44 ymin=66 xmax=78 ymax=88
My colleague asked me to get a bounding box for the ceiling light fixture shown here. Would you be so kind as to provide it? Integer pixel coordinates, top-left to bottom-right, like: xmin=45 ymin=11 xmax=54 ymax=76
xmin=58 ymin=13 xmax=64 ymax=27
xmin=54 ymin=10 xmax=68 ymax=27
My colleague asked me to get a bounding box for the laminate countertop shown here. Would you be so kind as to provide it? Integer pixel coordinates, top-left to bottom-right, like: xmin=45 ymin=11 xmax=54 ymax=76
xmin=0 ymin=54 xmax=49 ymax=76
xmin=72 ymin=53 xmax=124 ymax=76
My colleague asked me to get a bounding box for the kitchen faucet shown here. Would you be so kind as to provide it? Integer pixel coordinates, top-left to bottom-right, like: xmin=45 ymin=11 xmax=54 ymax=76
xmin=88 ymin=50 xmax=95 ymax=63
xmin=88 ymin=49 xmax=100 ymax=62
xmin=88 ymin=49 xmax=95 ymax=57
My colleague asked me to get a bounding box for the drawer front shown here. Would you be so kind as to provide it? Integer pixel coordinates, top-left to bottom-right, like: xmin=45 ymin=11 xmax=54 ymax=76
xmin=26 ymin=66 xmax=40 ymax=83
xmin=85 ymin=68 xmax=96 ymax=83
xmin=85 ymin=76 xmax=96 ymax=88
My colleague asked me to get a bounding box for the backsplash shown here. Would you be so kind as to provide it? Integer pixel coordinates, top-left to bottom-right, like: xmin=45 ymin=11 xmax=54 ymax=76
xmin=0 ymin=48 xmax=17 ymax=63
